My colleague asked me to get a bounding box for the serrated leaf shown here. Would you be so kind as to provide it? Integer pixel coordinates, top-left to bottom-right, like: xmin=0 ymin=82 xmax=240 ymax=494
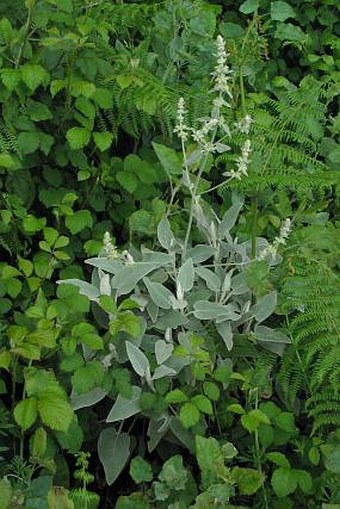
xmin=241 ymin=409 xmax=270 ymax=432
xmin=106 ymin=386 xmax=141 ymax=422
xmin=178 ymin=258 xmax=194 ymax=292
xmin=38 ymin=394 xmax=73 ymax=431
xmin=266 ymin=452 xmax=290 ymax=469
xmin=14 ymin=398 xmax=38 ymax=431
xmin=295 ymin=469 xmax=312 ymax=493
xmin=129 ymin=456 xmax=153 ymax=483
xmin=98 ymin=428 xmax=131 ymax=485
xmin=179 ymin=402 xmax=200 ymax=428
xmin=125 ymin=341 xmax=150 ymax=379
xmin=31 ymin=427 xmax=47 ymax=458
xmin=18 ymin=131 xmax=40 ymax=154
xmin=271 ymin=467 xmax=297 ymax=497
xmin=116 ymin=171 xmax=138 ymax=194
xmin=192 ymin=395 xmax=213 ymax=415
xmin=65 ymin=209 xmax=93 ymax=234
xmin=21 ymin=64 xmax=49 ymax=91
xmin=233 ymin=467 xmax=265 ymax=495
xmin=271 ymin=1 xmax=296 ymax=21
xmin=66 ymin=127 xmax=91 ymax=150
xmin=203 ymin=382 xmax=220 ymax=401
xmin=165 ymin=389 xmax=189 ymax=404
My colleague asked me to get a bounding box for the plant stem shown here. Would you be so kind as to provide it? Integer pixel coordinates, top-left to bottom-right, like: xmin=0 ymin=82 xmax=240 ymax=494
xmin=251 ymin=194 xmax=258 ymax=259
xmin=15 ymin=3 xmax=34 ymax=68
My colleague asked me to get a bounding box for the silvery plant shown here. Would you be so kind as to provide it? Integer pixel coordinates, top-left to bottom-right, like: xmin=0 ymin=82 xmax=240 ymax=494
xmin=58 ymin=36 xmax=291 ymax=485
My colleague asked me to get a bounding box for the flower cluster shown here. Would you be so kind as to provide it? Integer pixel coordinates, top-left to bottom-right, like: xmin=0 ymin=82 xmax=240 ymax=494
xmin=258 ymin=218 xmax=292 ymax=261
xmin=173 ymin=97 xmax=190 ymax=142
xmin=211 ymin=34 xmax=233 ymax=99
xmin=236 ymin=114 xmax=253 ymax=135
xmin=224 ymin=139 xmax=252 ymax=180
xmin=103 ymin=231 xmax=118 ymax=259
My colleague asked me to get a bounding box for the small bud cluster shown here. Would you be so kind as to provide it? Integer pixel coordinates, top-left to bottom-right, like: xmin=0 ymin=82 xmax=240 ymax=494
xmin=258 ymin=218 xmax=292 ymax=261
xmin=173 ymin=97 xmax=190 ymax=142
xmin=224 ymin=139 xmax=252 ymax=180
xmin=103 ymin=232 xmax=118 ymax=259
xmin=236 ymin=114 xmax=253 ymax=135
xmin=211 ymin=35 xmax=233 ymax=99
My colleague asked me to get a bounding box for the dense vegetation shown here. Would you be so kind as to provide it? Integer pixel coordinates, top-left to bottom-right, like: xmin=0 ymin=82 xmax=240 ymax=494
xmin=0 ymin=0 xmax=339 ymax=507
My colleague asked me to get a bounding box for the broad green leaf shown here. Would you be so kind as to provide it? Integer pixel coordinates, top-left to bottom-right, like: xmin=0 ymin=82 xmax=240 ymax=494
xmin=227 ymin=403 xmax=245 ymax=415
xmin=14 ymin=398 xmax=38 ymax=430
xmin=152 ymin=142 xmax=182 ymax=175
xmin=275 ymin=23 xmax=306 ymax=43
xmin=155 ymin=340 xmax=173 ymax=365
xmin=196 ymin=436 xmax=226 ymax=490
xmin=295 ymin=469 xmax=312 ymax=493
xmin=18 ymin=131 xmax=40 ymax=154
xmin=179 ymin=402 xmax=200 ymax=428
xmin=116 ymin=171 xmax=138 ymax=194
xmin=157 ymin=216 xmax=176 ymax=250
xmin=93 ymin=131 xmax=113 ymax=152
xmin=72 ymin=362 xmax=104 ymax=394
xmin=21 ymin=64 xmax=49 ymax=91
xmin=0 ymin=153 xmax=15 ymax=168
xmin=125 ymin=341 xmax=150 ymax=379
xmin=165 ymin=389 xmax=189 ymax=404
xmin=253 ymin=291 xmax=277 ymax=323
xmin=254 ymin=325 xmax=290 ymax=344
xmin=55 ymin=419 xmax=83 ymax=454
xmin=178 ymin=258 xmax=194 ymax=292
xmin=203 ymin=381 xmax=220 ymax=401
xmin=47 ymin=486 xmax=74 ymax=509
xmin=241 ymin=409 xmax=270 ymax=432
xmin=65 ymin=209 xmax=93 ymax=234
xmin=92 ymin=88 xmax=112 ymax=108
xmin=274 ymin=412 xmax=296 ymax=433
xmin=232 ymin=467 xmax=265 ymax=495
xmin=26 ymin=100 xmax=53 ymax=121
xmin=38 ymin=394 xmax=73 ymax=431
xmin=239 ymin=0 xmax=259 ymax=14
xmin=191 ymin=395 xmax=213 ymax=415
xmin=66 ymin=127 xmax=91 ymax=150
xmin=98 ymin=428 xmax=131 ymax=485
xmin=106 ymin=386 xmax=142 ymax=422
xmin=1 ymin=68 xmax=20 ymax=91
xmin=324 ymin=445 xmax=340 ymax=473
xmin=152 ymin=365 xmax=176 ymax=379
xmin=271 ymin=467 xmax=297 ymax=497
xmin=144 ymin=278 xmax=173 ymax=309
xmin=271 ymin=1 xmax=296 ymax=21
xmin=129 ymin=456 xmax=153 ymax=484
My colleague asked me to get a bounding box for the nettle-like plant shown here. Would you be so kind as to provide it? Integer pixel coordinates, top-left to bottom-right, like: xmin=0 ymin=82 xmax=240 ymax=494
xmin=59 ymin=36 xmax=291 ymax=496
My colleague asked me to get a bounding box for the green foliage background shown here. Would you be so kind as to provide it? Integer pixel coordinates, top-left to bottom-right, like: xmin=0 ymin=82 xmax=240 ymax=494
xmin=0 ymin=0 xmax=339 ymax=507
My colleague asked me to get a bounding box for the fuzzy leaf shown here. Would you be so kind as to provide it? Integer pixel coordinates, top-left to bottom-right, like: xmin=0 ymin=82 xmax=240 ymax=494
xmin=177 ymin=258 xmax=194 ymax=292
xmin=157 ymin=216 xmax=176 ymax=250
xmin=125 ymin=341 xmax=150 ymax=378
xmin=106 ymin=386 xmax=142 ymax=422
xmin=155 ymin=340 xmax=173 ymax=365
xmin=253 ymin=291 xmax=277 ymax=323
xmin=152 ymin=142 xmax=182 ymax=175
xmin=144 ymin=278 xmax=173 ymax=309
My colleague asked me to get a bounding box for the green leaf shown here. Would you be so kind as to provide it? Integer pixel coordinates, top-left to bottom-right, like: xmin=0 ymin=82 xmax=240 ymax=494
xmin=233 ymin=467 xmax=265 ymax=495
xmin=92 ymin=88 xmax=112 ymax=108
xmin=38 ymin=394 xmax=73 ymax=431
xmin=275 ymin=23 xmax=306 ymax=43
xmin=179 ymin=402 xmax=200 ymax=428
xmin=253 ymin=291 xmax=277 ymax=323
xmin=129 ymin=456 xmax=153 ymax=484
xmin=274 ymin=412 xmax=296 ymax=433
xmin=55 ymin=419 xmax=83 ymax=454
xmin=216 ymin=320 xmax=233 ymax=350
xmin=157 ymin=216 xmax=176 ymax=250
xmin=116 ymin=171 xmax=138 ymax=194
xmin=31 ymin=427 xmax=47 ymax=458
xmin=227 ymin=403 xmax=245 ymax=415
xmin=14 ymin=398 xmax=38 ymax=431
xmin=125 ymin=341 xmax=150 ymax=379
xmin=196 ymin=436 xmax=227 ymax=490
xmin=1 ymin=68 xmax=21 ymax=91
xmin=98 ymin=428 xmax=131 ymax=485
xmin=271 ymin=467 xmax=297 ymax=497
xmin=111 ymin=262 xmax=163 ymax=296
xmin=218 ymin=199 xmax=243 ymax=238
xmin=66 ymin=127 xmax=91 ymax=150
xmin=72 ymin=362 xmax=104 ymax=394
xmin=26 ymin=100 xmax=53 ymax=121
xmin=165 ymin=389 xmax=189 ymax=404
xmin=239 ymin=0 xmax=259 ymax=14
xmin=106 ymin=386 xmax=142 ymax=422
xmin=295 ymin=469 xmax=312 ymax=493
xmin=178 ymin=258 xmax=194 ymax=292
xmin=93 ymin=131 xmax=113 ymax=152
xmin=155 ymin=340 xmax=173 ymax=365
xmin=0 ymin=153 xmax=15 ymax=168
xmin=241 ymin=409 xmax=270 ymax=432
xmin=0 ymin=479 xmax=11 ymax=509
xmin=152 ymin=142 xmax=182 ymax=175
xmin=65 ymin=210 xmax=93 ymax=234
xmin=266 ymin=452 xmax=290 ymax=469
xmin=18 ymin=131 xmax=41 ymax=154
xmin=21 ymin=64 xmax=49 ymax=91
xmin=192 ymin=395 xmax=213 ymax=415
xmin=193 ymin=301 xmax=239 ymax=321
xmin=143 ymin=278 xmax=173 ymax=309
xmin=203 ymin=382 xmax=220 ymax=401
xmin=324 ymin=445 xmax=340 ymax=473
xmin=271 ymin=1 xmax=296 ymax=21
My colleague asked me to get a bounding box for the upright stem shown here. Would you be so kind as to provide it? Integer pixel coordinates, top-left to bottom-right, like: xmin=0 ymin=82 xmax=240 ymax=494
xmin=15 ymin=3 xmax=34 ymax=68
xmin=251 ymin=194 xmax=258 ymax=259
